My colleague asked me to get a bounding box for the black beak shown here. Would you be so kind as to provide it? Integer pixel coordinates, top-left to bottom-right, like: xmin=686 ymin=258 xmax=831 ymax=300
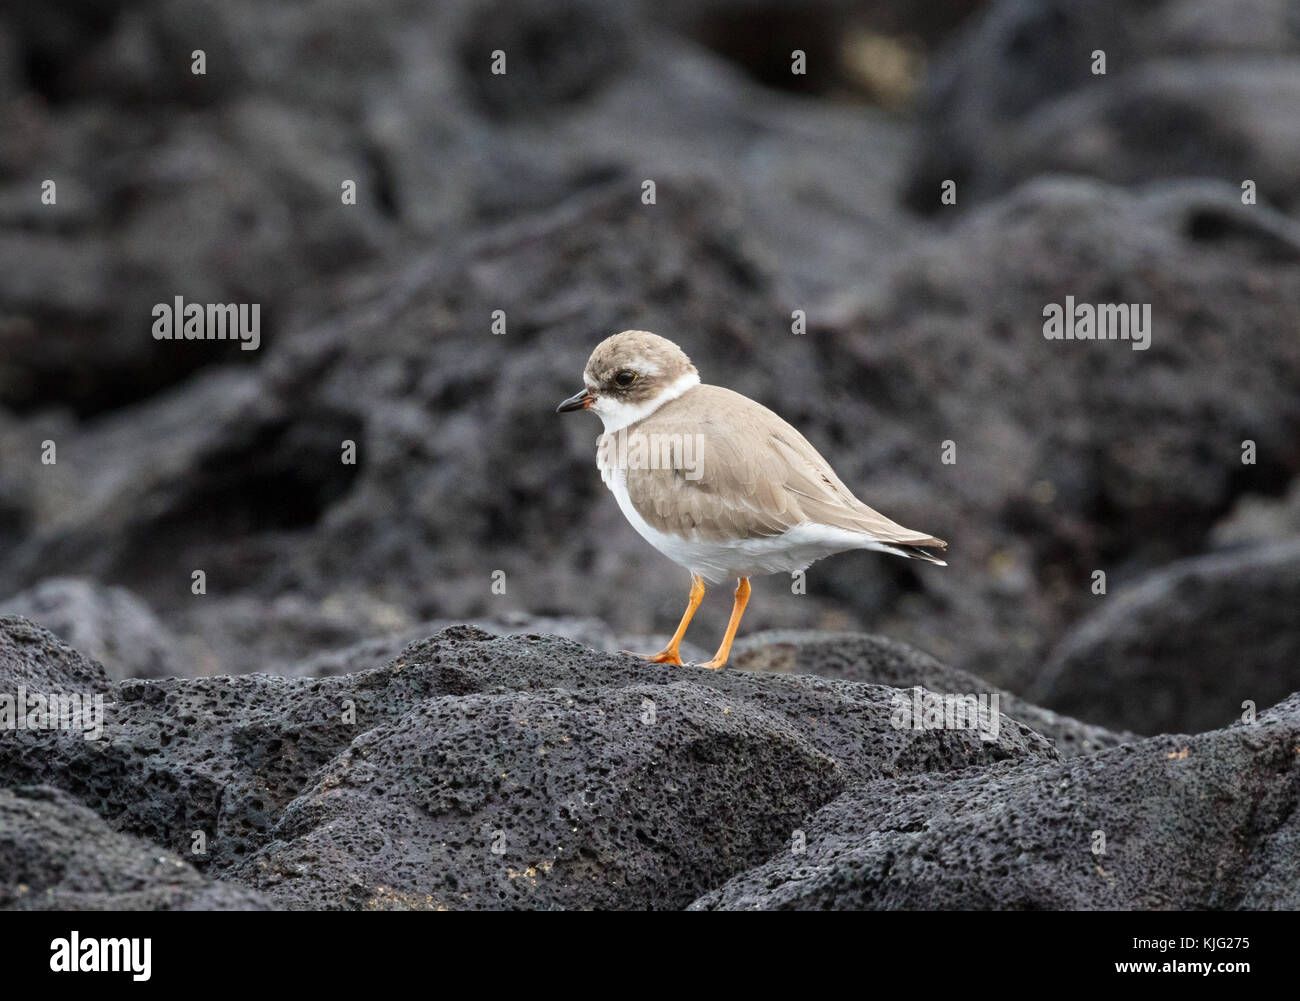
xmin=556 ymin=387 xmax=595 ymax=413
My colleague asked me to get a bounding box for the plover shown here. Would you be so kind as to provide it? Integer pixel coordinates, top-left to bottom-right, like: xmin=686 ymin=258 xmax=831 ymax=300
xmin=557 ymin=330 xmax=946 ymax=669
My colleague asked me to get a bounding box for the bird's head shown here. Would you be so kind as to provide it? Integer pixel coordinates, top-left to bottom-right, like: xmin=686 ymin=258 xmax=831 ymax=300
xmin=556 ymin=330 xmax=700 ymax=431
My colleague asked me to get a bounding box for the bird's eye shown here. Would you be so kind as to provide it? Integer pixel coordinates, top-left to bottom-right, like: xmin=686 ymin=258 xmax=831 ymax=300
xmin=614 ymin=370 xmax=637 ymax=388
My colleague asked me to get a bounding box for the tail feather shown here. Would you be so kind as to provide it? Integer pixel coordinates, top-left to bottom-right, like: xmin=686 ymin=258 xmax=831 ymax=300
xmin=868 ymin=537 xmax=948 ymax=566
xmin=898 ymin=544 xmax=947 ymax=566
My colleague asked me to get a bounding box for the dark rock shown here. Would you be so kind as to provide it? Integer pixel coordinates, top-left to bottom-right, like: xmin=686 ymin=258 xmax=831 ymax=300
xmin=284 ymin=612 xmax=706 ymax=679
xmin=991 ymin=62 xmax=1300 ymax=214
xmin=691 ymin=691 xmax=1300 ymax=910
xmin=456 ymin=0 xmax=634 ymax=119
xmin=0 ymin=785 xmax=269 ymax=910
xmin=733 ymin=630 xmax=1134 ymax=755
xmin=0 ymin=619 xmax=490 ymax=874
xmin=832 ymin=178 xmax=1300 ymax=693
xmin=237 ymin=627 xmax=1052 ymax=909
xmin=908 ymin=0 xmax=1300 ymax=212
xmin=244 ymin=684 xmax=849 ymax=910
xmin=0 ymin=577 xmax=186 ymax=679
xmin=1030 ymin=541 xmax=1300 ymax=735
xmin=4 ymin=616 xmax=1296 ymax=910
xmin=0 ymin=0 xmax=911 ymax=419
xmin=0 ymin=617 xmax=1052 ymax=908
xmin=0 ymin=613 xmax=110 ymax=690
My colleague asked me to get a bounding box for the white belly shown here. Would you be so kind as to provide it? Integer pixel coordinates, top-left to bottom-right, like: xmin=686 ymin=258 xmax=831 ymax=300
xmin=601 ymin=466 xmax=877 ymax=584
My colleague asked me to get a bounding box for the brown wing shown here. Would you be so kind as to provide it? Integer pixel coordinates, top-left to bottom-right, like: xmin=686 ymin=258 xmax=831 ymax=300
xmin=620 ymin=386 xmax=947 ymax=548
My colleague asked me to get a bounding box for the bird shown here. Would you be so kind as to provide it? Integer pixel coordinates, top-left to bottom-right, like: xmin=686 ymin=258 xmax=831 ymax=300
xmin=557 ymin=330 xmax=946 ymax=670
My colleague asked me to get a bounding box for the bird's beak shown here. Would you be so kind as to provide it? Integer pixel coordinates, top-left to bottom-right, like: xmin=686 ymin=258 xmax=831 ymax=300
xmin=556 ymin=387 xmax=595 ymax=413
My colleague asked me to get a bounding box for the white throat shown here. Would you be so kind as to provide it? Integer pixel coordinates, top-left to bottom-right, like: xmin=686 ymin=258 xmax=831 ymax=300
xmin=592 ymin=370 xmax=700 ymax=432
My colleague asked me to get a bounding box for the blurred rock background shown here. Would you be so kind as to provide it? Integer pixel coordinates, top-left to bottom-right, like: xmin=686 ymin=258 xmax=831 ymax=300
xmin=1 ymin=0 xmax=1298 ymax=734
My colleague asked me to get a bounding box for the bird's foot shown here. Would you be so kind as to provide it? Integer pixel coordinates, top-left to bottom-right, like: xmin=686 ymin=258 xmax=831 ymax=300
xmin=621 ymin=648 xmax=684 ymax=666
xmin=695 ymin=658 xmax=727 ymax=671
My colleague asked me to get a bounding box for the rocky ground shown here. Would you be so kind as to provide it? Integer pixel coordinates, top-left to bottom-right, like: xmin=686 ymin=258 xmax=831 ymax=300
xmin=4 ymin=615 xmax=1294 ymax=910
xmin=2 ymin=0 xmax=1299 ymax=908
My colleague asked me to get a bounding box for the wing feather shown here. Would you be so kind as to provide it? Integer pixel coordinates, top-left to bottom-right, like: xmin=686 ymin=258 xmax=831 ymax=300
xmin=619 ymin=386 xmax=947 ymax=550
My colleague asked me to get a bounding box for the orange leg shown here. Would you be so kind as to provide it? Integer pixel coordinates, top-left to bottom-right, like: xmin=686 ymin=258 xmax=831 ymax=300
xmin=698 ymin=577 xmax=750 ymax=670
xmin=643 ymin=574 xmax=706 ymax=666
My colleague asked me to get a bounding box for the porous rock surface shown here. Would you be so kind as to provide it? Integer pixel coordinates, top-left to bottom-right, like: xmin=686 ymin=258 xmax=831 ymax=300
xmin=691 ymin=694 xmax=1300 ymax=910
xmin=0 ymin=785 xmax=270 ymax=910
xmin=6 ymin=615 xmax=1296 ymax=910
xmin=1 ymin=616 xmax=1060 ymax=909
